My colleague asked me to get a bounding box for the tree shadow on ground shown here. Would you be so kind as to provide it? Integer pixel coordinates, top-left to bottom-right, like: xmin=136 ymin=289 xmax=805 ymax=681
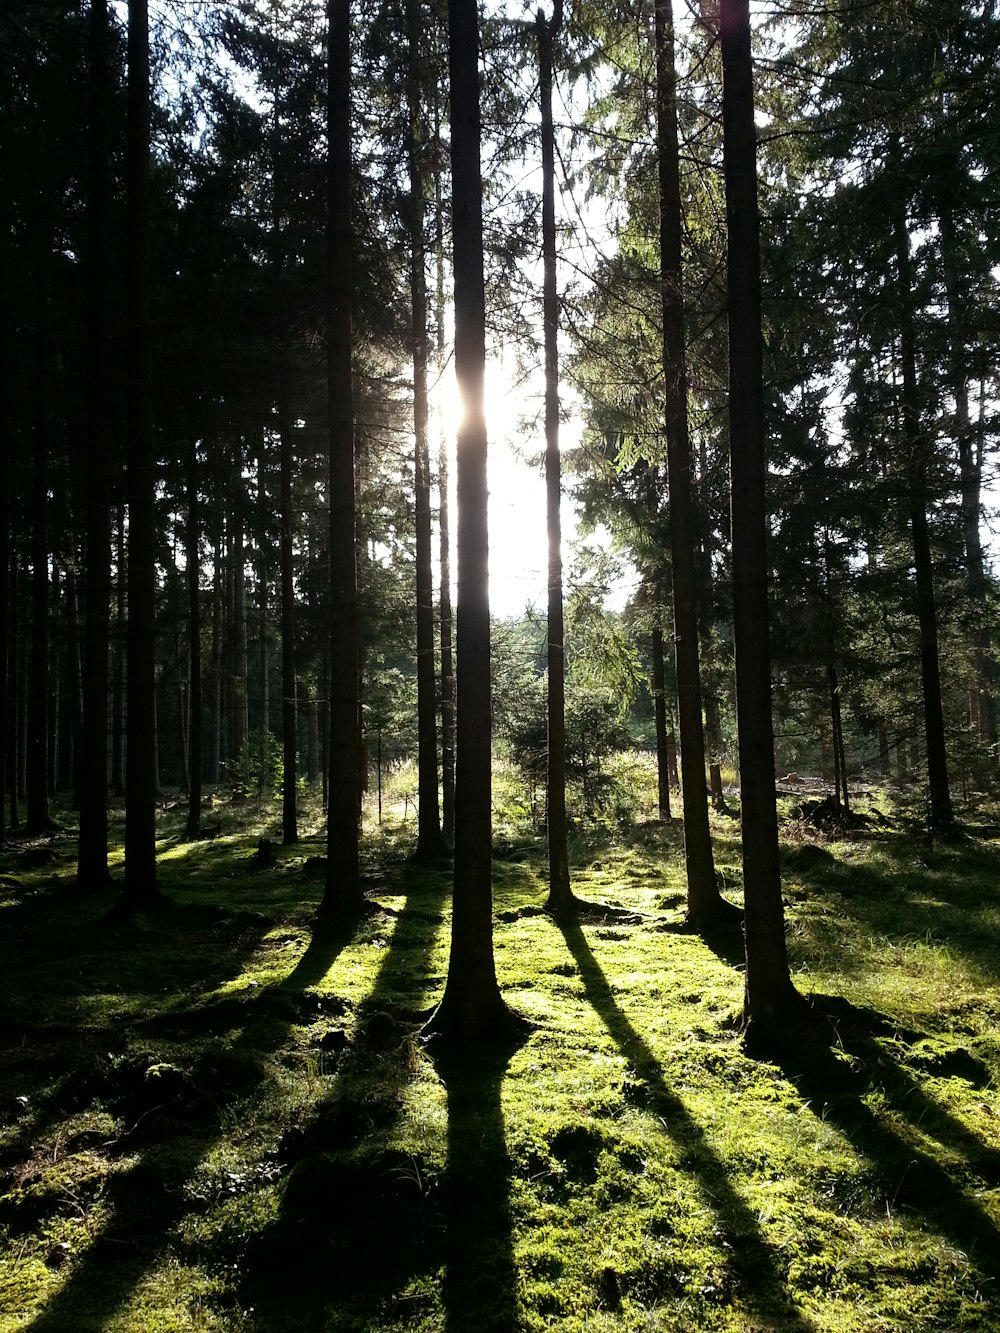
xmin=773 ymin=996 xmax=1000 ymax=1295
xmin=434 ymin=1043 xmax=519 ymax=1333
xmin=558 ymin=918 xmax=816 ymax=1330
xmin=230 ymin=873 xmax=453 ymax=1329
xmin=16 ymin=907 xmax=360 ymax=1333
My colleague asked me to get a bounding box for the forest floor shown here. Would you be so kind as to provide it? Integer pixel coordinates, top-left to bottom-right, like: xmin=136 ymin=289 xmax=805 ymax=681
xmin=2 ymin=770 xmax=1000 ymax=1331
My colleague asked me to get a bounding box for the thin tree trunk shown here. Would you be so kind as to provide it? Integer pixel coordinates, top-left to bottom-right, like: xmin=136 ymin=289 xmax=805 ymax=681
xmin=231 ymin=438 xmax=248 ymax=785
xmin=322 ymin=0 xmax=363 ymax=915
xmin=941 ymin=223 xmax=996 ymax=752
xmin=278 ymin=346 xmax=298 ymax=841
xmin=537 ymin=1 xmax=574 ymax=914
xmin=26 ymin=344 xmax=52 ymax=835
xmin=185 ymin=437 xmax=202 ymax=837
xmin=123 ymin=0 xmax=161 ymax=907
xmin=210 ymin=511 xmax=223 ymax=783
xmin=112 ymin=506 xmax=125 ymax=797
xmin=656 ymin=0 xmax=733 ymax=929
xmin=651 ymin=603 xmax=672 ymax=820
xmin=704 ymin=687 xmax=728 ymax=812
xmin=435 ymin=150 xmax=456 ymax=845
xmin=408 ymin=0 xmax=445 ymax=859
xmin=893 ymin=190 xmax=953 ymax=836
xmin=720 ymin=0 xmax=804 ymax=1037
xmin=77 ymin=206 xmax=115 ymax=861
xmin=257 ymin=435 xmax=269 ymax=798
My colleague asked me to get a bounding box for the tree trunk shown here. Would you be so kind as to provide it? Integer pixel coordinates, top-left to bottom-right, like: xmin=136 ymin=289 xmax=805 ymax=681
xmin=278 ymin=347 xmax=298 ymax=841
xmin=704 ymin=688 xmax=728 ymax=812
xmin=655 ymin=0 xmax=732 ymax=929
xmin=424 ymin=0 xmax=522 ymax=1043
xmin=537 ymin=2 xmax=574 ymax=915
xmin=651 ymin=603 xmax=672 ymax=821
xmin=26 ymin=349 xmax=52 ymax=836
xmin=256 ymin=436 xmax=270 ymax=798
xmin=123 ymin=0 xmax=161 ymax=908
xmin=185 ymin=437 xmax=203 ymax=837
xmin=720 ymin=0 xmax=804 ymax=1037
xmin=322 ymin=0 xmax=363 ymax=915
xmin=436 ymin=154 xmax=456 ymax=846
xmin=408 ymin=0 xmax=445 ymax=859
xmin=941 ymin=222 xmax=996 ymax=753
xmin=210 ymin=510 xmax=223 ymax=783
xmin=893 ymin=192 xmax=952 ymax=836
xmin=111 ymin=505 xmax=126 ymax=797
xmin=230 ymin=438 xmax=248 ymax=785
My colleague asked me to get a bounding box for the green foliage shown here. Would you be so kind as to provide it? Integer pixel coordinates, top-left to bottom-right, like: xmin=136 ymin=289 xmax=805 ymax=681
xmin=222 ymin=729 xmax=285 ymax=801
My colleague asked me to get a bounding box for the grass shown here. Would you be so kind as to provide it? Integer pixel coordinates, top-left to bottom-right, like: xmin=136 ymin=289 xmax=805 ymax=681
xmin=1 ymin=771 xmax=999 ymax=1330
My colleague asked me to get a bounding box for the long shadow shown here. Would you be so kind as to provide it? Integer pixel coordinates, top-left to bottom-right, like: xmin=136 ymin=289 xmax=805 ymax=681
xmin=229 ymin=873 xmax=453 ymax=1328
xmin=774 ymin=998 xmax=1000 ymax=1294
xmin=435 ymin=1044 xmax=519 ymax=1333
xmin=559 ymin=918 xmax=816 ymax=1330
xmin=18 ymin=908 xmax=359 ymax=1333
xmin=0 ymin=891 xmax=278 ymax=1192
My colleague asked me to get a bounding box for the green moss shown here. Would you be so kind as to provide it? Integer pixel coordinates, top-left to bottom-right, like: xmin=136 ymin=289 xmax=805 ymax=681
xmin=3 ymin=794 xmax=1000 ymax=1329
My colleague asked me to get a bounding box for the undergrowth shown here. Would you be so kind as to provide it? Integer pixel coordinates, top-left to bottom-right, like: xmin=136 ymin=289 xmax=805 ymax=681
xmin=1 ymin=782 xmax=999 ymax=1330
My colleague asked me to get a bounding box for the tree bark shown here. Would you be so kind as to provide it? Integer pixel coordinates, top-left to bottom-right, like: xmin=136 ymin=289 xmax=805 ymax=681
xmin=322 ymin=0 xmax=363 ymax=915
xmin=656 ymin=0 xmax=734 ymax=929
xmin=893 ymin=194 xmax=952 ymax=836
xmin=651 ymin=605 xmax=672 ymax=821
xmin=424 ymin=0 xmax=522 ymax=1043
xmin=185 ymin=438 xmax=203 ymax=838
xmin=720 ymin=0 xmax=804 ymax=1036
xmin=123 ymin=0 xmax=161 ymax=908
xmin=26 ymin=335 xmax=53 ymax=836
xmin=278 ymin=345 xmax=298 ymax=841
xmin=408 ymin=0 xmax=445 ymax=859
xmin=941 ymin=221 xmax=996 ymax=753
xmin=537 ymin=2 xmax=574 ymax=915
xmin=435 ymin=132 xmax=456 ymax=845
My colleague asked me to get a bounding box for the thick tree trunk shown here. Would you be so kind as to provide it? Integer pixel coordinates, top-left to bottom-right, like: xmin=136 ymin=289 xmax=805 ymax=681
xmin=537 ymin=3 xmax=574 ymax=915
xmin=123 ymin=0 xmax=161 ymax=908
xmin=720 ymin=0 xmax=804 ymax=1036
xmin=424 ymin=0 xmax=521 ymax=1043
xmin=408 ymin=0 xmax=445 ymax=859
xmin=322 ymin=0 xmax=363 ymax=915
xmin=893 ymin=196 xmax=953 ymax=836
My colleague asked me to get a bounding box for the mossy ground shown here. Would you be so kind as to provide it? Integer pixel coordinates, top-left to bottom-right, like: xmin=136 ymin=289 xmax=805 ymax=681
xmin=2 ymin=767 xmax=999 ymax=1330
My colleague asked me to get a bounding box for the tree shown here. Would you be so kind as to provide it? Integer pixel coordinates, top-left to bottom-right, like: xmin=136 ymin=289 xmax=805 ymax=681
xmin=424 ymin=0 xmax=523 ymax=1043
xmin=407 ymin=0 xmax=446 ymax=860
xmin=655 ymin=0 xmax=737 ymax=931
xmin=322 ymin=0 xmax=363 ymax=916
xmin=122 ymin=0 xmax=162 ymax=911
xmin=536 ymin=0 xmax=576 ymax=916
xmin=720 ymin=0 xmax=805 ymax=1036
xmin=78 ymin=0 xmax=113 ymax=887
